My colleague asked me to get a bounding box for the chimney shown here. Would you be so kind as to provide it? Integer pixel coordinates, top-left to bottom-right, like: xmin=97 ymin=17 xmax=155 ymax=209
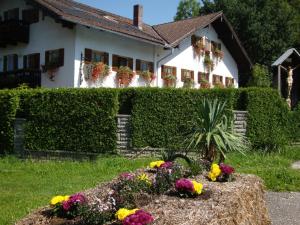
xmin=133 ymin=5 xmax=143 ymax=30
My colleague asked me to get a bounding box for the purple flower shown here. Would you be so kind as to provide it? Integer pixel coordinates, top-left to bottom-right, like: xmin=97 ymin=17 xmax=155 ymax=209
xmin=62 ymin=193 xmax=86 ymax=212
xmin=119 ymin=172 xmax=135 ymax=181
xmin=123 ymin=210 xmax=154 ymax=225
xmin=220 ymin=163 xmax=235 ymax=175
xmin=175 ymin=178 xmax=194 ymax=193
xmin=160 ymin=161 xmax=173 ymax=169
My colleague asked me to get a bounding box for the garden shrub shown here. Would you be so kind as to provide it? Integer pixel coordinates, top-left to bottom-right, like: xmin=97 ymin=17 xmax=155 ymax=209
xmin=241 ymin=88 xmax=289 ymax=151
xmin=287 ymin=103 xmax=300 ymax=142
xmin=24 ymin=88 xmax=119 ymax=153
xmin=129 ymin=88 xmax=237 ymax=149
xmin=0 ymin=90 xmax=19 ymax=154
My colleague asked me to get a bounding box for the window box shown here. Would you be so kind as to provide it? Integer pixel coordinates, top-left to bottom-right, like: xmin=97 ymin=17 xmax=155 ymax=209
xmin=213 ymin=74 xmax=224 ymax=88
xmin=42 ymin=49 xmax=64 ymax=81
xmin=136 ymin=59 xmax=155 ymax=85
xmin=225 ymin=77 xmax=235 ymax=88
xmin=191 ymin=35 xmax=205 ymax=56
xmin=181 ymin=69 xmax=195 ymax=88
xmin=198 ymin=72 xmax=210 ymax=89
xmin=116 ymin=66 xmax=134 ymax=87
xmin=162 ymin=65 xmax=176 ymax=87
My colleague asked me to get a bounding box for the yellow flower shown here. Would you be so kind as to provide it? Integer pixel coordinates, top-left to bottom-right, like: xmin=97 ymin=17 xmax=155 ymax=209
xmin=50 ymin=195 xmax=69 ymax=205
xmin=115 ymin=208 xmax=139 ymax=221
xmin=208 ymin=163 xmax=221 ymax=181
xmin=138 ymin=173 xmax=151 ymax=185
xmin=150 ymin=160 xmax=165 ymax=168
xmin=192 ymin=180 xmax=203 ymax=195
xmin=208 ymin=172 xmax=217 ymax=181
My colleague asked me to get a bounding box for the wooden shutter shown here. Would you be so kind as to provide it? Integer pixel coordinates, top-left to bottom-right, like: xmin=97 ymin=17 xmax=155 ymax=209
xmin=22 ymin=9 xmax=39 ymax=24
xmin=136 ymin=59 xmax=141 ymax=72
xmin=172 ymin=66 xmax=177 ymax=78
xmin=191 ymin=71 xmax=194 ymax=80
xmin=198 ymin=72 xmax=201 ymax=83
xmin=149 ymin=62 xmax=154 ymax=73
xmin=34 ymin=53 xmax=40 ymax=69
xmin=3 ymin=56 xmax=8 ymax=72
xmin=58 ymin=48 xmax=64 ymax=67
xmin=45 ymin=50 xmax=50 ymax=66
xmin=161 ymin=65 xmax=165 ymax=78
xmin=112 ymin=55 xmax=119 ymax=71
xmin=13 ymin=54 xmax=18 ymax=70
xmin=103 ymin=52 xmax=109 ymax=65
xmin=181 ymin=69 xmax=185 ymax=82
xmin=84 ymin=48 xmax=92 ymax=62
xmin=128 ymin=58 xmax=133 ymax=70
xmin=23 ymin=55 xmax=28 ymax=69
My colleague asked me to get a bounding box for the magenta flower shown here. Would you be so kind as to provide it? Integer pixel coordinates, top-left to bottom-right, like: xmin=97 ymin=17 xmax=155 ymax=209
xmin=175 ymin=178 xmax=194 ymax=193
xmin=123 ymin=210 xmax=154 ymax=225
xmin=62 ymin=193 xmax=86 ymax=211
xmin=220 ymin=163 xmax=235 ymax=175
xmin=160 ymin=161 xmax=173 ymax=169
xmin=119 ymin=172 xmax=135 ymax=180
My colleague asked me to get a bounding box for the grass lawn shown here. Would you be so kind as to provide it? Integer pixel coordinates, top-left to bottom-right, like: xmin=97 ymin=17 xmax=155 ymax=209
xmin=226 ymin=146 xmax=300 ymax=192
xmin=0 ymin=156 xmax=153 ymax=225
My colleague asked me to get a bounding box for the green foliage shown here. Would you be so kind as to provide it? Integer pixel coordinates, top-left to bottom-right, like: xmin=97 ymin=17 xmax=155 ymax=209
xmin=0 ymin=90 xmax=19 ymax=154
xmin=79 ymin=205 xmax=114 ymax=225
xmin=200 ymin=0 xmax=300 ymax=65
xmin=24 ymin=89 xmax=119 ymax=153
xmin=247 ymin=64 xmax=271 ymax=87
xmin=187 ymin=99 xmax=248 ymax=162
xmin=287 ymin=103 xmax=300 ymax=142
xmin=242 ymin=88 xmax=289 ymax=151
xmin=174 ymin=0 xmax=201 ymax=21
xmin=129 ymin=88 xmax=236 ymax=149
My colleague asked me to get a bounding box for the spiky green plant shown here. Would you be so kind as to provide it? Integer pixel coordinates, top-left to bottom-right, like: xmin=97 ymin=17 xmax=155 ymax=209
xmin=187 ymin=99 xmax=249 ymax=163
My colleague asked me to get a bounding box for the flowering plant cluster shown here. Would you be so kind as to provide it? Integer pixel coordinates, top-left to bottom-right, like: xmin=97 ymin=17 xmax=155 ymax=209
xmin=175 ymin=178 xmax=203 ymax=197
xmin=116 ymin=208 xmax=154 ymax=225
xmin=150 ymin=160 xmax=173 ymax=169
xmin=50 ymin=193 xmax=86 ymax=218
xmin=208 ymin=163 xmax=235 ymax=182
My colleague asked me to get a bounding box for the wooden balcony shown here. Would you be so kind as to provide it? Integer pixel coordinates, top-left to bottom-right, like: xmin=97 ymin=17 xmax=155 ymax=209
xmin=0 ymin=69 xmax=41 ymax=89
xmin=0 ymin=20 xmax=29 ymax=47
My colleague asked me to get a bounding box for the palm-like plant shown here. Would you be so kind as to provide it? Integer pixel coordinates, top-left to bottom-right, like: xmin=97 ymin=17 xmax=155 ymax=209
xmin=187 ymin=99 xmax=248 ymax=163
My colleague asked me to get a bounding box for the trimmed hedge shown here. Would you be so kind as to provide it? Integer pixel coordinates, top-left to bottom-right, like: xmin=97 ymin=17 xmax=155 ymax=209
xmin=23 ymin=89 xmax=119 ymax=153
xmin=241 ymin=88 xmax=289 ymax=151
xmin=288 ymin=103 xmax=300 ymax=142
xmin=0 ymin=90 xmax=19 ymax=154
xmin=129 ymin=88 xmax=237 ymax=149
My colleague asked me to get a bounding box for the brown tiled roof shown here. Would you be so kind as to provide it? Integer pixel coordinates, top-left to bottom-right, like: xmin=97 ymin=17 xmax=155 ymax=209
xmin=32 ymin=0 xmax=165 ymax=45
xmin=153 ymin=12 xmax=222 ymax=46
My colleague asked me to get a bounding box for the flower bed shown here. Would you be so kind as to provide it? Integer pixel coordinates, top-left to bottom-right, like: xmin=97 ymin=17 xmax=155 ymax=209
xmin=17 ymin=160 xmax=271 ymax=225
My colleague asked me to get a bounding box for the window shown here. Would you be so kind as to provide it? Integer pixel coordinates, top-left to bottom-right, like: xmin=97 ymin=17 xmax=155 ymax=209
xmin=161 ymin=65 xmax=176 ymax=78
xmin=45 ymin=49 xmax=64 ymax=67
xmin=181 ymin=69 xmax=194 ymax=82
xmin=4 ymin=8 xmax=19 ymax=21
xmin=198 ymin=72 xmax=209 ymax=83
xmin=23 ymin=53 xmax=40 ymax=70
xmin=3 ymin=54 xmax=18 ymax=71
xmin=112 ymin=54 xmax=133 ymax=71
xmin=225 ymin=77 xmax=235 ymax=87
xmin=136 ymin=59 xmax=154 ymax=73
xmin=213 ymin=74 xmax=223 ymax=85
xmin=22 ymin=9 xmax=39 ymax=24
xmin=85 ymin=48 xmax=109 ymax=64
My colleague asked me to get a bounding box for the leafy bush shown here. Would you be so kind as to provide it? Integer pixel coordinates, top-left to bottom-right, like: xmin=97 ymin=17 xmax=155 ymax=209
xmin=24 ymin=88 xmax=119 ymax=153
xmin=247 ymin=64 xmax=271 ymax=87
xmin=0 ymin=90 xmax=19 ymax=154
xmin=242 ymin=88 xmax=289 ymax=151
xmin=287 ymin=103 xmax=300 ymax=142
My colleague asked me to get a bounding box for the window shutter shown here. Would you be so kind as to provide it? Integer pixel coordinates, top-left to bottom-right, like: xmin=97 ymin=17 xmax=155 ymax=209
xmin=172 ymin=66 xmax=177 ymax=77
xmin=191 ymin=71 xmax=194 ymax=80
xmin=3 ymin=56 xmax=8 ymax=72
xmin=23 ymin=55 xmax=28 ymax=69
xmin=13 ymin=54 xmax=18 ymax=70
xmin=22 ymin=9 xmax=39 ymax=24
xmin=136 ymin=59 xmax=141 ymax=72
xmin=181 ymin=69 xmax=185 ymax=82
xmin=198 ymin=72 xmax=201 ymax=83
xmin=84 ymin=48 xmax=92 ymax=63
xmin=128 ymin=58 xmax=133 ymax=70
xmin=161 ymin=65 xmax=165 ymax=78
xmin=59 ymin=48 xmax=64 ymax=67
xmin=34 ymin=53 xmax=40 ymax=69
xmin=103 ymin=52 xmax=109 ymax=65
xmin=112 ymin=55 xmax=119 ymax=71
xmin=149 ymin=62 xmax=154 ymax=73
xmin=45 ymin=50 xmax=50 ymax=66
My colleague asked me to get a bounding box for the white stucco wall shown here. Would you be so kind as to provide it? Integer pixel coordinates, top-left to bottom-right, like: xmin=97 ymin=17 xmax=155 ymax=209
xmin=0 ymin=0 xmax=76 ymax=88
xmin=156 ymin=25 xmax=239 ymax=88
xmin=74 ymin=25 xmax=156 ymax=88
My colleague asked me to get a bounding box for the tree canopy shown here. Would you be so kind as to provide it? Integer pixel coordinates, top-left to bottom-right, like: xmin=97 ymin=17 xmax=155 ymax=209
xmin=174 ymin=0 xmax=201 ymax=21
xmin=174 ymin=0 xmax=300 ymax=66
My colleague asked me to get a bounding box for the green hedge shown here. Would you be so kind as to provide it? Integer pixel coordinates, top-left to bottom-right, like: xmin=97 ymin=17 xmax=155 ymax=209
xmin=288 ymin=103 xmax=300 ymax=142
xmin=0 ymin=90 xmax=19 ymax=154
xmin=23 ymin=89 xmax=119 ymax=153
xmin=129 ymin=88 xmax=237 ymax=149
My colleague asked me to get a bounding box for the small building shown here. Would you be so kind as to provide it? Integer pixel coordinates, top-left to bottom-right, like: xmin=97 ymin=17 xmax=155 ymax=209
xmin=0 ymin=0 xmax=252 ymax=89
xmin=272 ymin=48 xmax=300 ymax=108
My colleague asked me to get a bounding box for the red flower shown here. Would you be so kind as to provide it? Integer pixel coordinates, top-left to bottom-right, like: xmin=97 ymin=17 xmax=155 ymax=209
xmin=175 ymin=178 xmax=194 ymax=193
xmin=220 ymin=163 xmax=235 ymax=175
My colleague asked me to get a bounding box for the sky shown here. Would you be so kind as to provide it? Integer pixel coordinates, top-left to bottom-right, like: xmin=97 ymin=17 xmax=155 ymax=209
xmin=75 ymin=0 xmax=181 ymax=25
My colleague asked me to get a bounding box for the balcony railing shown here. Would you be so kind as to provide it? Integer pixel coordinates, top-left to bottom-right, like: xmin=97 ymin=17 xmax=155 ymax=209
xmin=0 ymin=20 xmax=29 ymax=47
xmin=0 ymin=69 xmax=41 ymax=89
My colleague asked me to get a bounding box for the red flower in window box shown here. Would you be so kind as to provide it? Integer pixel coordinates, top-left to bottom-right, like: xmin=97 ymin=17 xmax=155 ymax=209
xmin=91 ymin=62 xmax=110 ymax=81
xmin=117 ymin=66 xmax=135 ymax=87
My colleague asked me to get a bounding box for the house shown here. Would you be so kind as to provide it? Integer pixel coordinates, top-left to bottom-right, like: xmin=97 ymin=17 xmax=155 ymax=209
xmin=0 ymin=0 xmax=252 ymax=89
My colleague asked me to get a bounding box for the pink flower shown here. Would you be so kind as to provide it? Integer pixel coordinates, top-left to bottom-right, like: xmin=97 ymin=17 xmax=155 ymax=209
xmin=62 ymin=193 xmax=86 ymax=211
xmin=123 ymin=210 xmax=154 ymax=225
xmin=220 ymin=163 xmax=235 ymax=175
xmin=160 ymin=161 xmax=173 ymax=169
xmin=119 ymin=172 xmax=135 ymax=180
xmin=175 ymin=178 xmax=194 ymax=193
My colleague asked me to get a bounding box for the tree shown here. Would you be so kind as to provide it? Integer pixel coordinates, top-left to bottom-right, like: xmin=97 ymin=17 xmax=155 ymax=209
xmin=174 ymin=0 xmax=201 ymax=21
xmin=247 ymin=64 xmax=271 ymax=87
xmin=199 ymin=0 xmax=300 ymax=66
